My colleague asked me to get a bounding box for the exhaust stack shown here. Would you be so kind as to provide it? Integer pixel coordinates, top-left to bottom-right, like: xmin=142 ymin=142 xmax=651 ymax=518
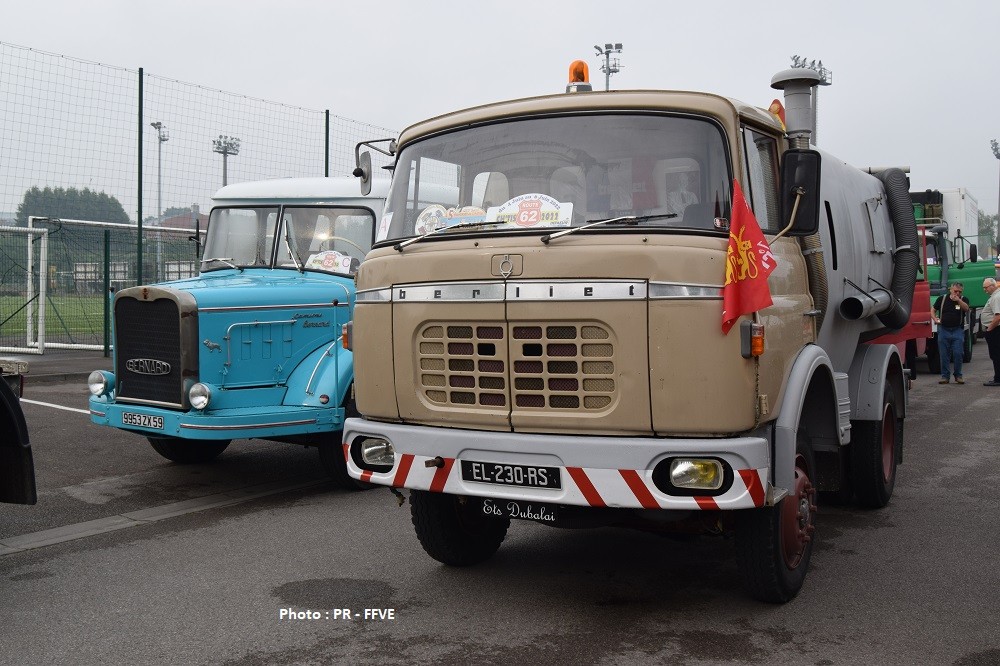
xmin=771 ymin=69 xmax=820 ymax=149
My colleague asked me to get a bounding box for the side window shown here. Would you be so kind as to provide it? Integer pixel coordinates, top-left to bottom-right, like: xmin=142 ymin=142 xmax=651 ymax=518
xmin=742 ymin=127 xmax=780 ymax=232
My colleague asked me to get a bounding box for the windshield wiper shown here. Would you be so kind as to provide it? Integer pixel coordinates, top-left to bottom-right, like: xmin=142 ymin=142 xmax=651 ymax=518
xmin=201 ymin=257 xmax=241 ymax=271
xmin=540 ymin=213 xmax=678 ymax=245
xmin=283 ymin=228 xmax=304 ymax=273
xmin=394 ymin=219 xmax=507 ymax=252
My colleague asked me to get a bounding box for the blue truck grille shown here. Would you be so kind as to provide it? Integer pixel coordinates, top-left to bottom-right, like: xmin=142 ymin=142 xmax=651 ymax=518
xmin=114 ymin=297 xmax=186 ymax=407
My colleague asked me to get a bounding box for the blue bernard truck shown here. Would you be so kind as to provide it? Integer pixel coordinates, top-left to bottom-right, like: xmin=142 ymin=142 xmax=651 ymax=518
xmin=88 ymin=177 xmax=388 ymax=487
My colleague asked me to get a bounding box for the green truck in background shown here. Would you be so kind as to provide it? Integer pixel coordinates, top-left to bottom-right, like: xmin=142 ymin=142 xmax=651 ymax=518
xmin=912 ymin=188 xmax=997 ymax=373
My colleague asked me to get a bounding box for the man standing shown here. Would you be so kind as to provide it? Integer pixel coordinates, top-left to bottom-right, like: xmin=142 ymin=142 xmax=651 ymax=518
xmin=933 ymin=282 xmax=970 ymax=384
xmin=980 ymin=278 xmax=1000 ymax=386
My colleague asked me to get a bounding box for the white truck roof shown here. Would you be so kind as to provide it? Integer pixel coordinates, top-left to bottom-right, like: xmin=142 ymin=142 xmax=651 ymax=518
xmin=212 ymin=176 xmax=389 ymax=206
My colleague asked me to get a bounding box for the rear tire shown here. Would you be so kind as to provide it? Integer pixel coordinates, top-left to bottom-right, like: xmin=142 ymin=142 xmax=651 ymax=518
xmin=925 ymin=340 xmax=940 ymax=374
xmin=850 ymin=384 xmax=900 ymax=508
xmin=147 ymin=437 xmax=230 ymax=463
xmin=410 ymin=491 xmax=509 ymax=566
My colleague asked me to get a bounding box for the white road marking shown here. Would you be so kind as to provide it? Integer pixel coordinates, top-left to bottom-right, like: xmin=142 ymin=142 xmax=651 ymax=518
xmin=0 ymin=478 xmax=328 ymax=555
xmin=19 ymin=398 xmax=90 ymax=415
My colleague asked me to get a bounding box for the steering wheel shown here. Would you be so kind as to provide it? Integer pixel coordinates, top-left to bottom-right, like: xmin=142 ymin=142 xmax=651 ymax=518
xmin=321 ymin=235 xmax=367 ymax=255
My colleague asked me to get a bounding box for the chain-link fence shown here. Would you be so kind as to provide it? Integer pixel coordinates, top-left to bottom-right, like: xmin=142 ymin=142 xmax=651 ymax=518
xmin=0 ymin=218 xmax=203 ymax=353
xmin=0 ymin=40 xmax=397 ymax=353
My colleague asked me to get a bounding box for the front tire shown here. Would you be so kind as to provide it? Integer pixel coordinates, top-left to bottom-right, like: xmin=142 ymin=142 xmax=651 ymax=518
xmin=147 ymin=437 xmax=230 ymax=463
xmin=850 ymin=385 xmax=900 ymax=508
xmin=317 ymin=434 xmax=371 ymax=490
xmin=410 ymin=491 xmax=509 ymax=566
xmin=735 ymin=451 xmax=817 ymax=603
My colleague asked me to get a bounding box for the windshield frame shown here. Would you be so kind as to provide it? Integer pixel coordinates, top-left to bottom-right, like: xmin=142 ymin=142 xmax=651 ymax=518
xmin=375 ymin=110 xmax=734 ymax=248
xmin=202 ymin=203 xmax=379 ymax=276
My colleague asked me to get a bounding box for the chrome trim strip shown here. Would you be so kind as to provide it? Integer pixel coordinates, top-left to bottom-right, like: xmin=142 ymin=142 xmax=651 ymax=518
xmin=395 ymin=282 xmax=505 ymax=303
xmin=506 ymin=280 xmax=646 ymax=301
xmin=89 ymin=410 xmax=106 ymax=417
xmin=200 ymin=302 xmax=348 ymax=312
xmin=306 ymin=341 xmax=340 ymax=396
xmin=180 ymin=419 xmax=318 ymax=431
xmin=355 ymin=288 xmax=392 ymax=303
xmin=116 ymin=397 xmax=184 ymax=409
xmin=648 ymin=281 xmax=723 ymax=300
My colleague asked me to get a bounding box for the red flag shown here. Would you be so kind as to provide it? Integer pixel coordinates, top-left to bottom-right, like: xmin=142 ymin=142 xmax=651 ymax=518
xmin=722 ymin=180 xmax=777 ymax=334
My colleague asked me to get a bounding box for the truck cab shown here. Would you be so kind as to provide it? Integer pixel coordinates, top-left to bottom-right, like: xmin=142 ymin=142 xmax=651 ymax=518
xmin=88 ymin=177 xmax=387 ymax=486
xmin=1 ymin=359 xmax=36 ymax=506
xmin=342 ymin=66 xmax=916 ymax=602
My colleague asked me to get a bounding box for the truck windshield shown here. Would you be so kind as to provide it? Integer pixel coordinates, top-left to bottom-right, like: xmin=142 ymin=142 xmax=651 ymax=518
xmin=203 ymin=206 xmax=375 ymax=275
xmin=378 ymin=114 xmax=732 ymax=243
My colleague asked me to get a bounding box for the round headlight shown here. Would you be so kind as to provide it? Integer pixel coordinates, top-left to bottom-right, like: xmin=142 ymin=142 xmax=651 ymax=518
xmin=88 ymin=370 xmax=109 ymax=396
xmin=189 ymin=383 xmax=212 ymax=410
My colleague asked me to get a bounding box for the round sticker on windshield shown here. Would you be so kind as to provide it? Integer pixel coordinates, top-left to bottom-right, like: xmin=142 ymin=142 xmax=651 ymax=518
xmin=415 ymin=205 xmax=448 ymax=235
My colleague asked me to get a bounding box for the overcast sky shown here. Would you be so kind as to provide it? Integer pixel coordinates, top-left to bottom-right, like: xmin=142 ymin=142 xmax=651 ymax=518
xmin=5 ymin=0 xmax=999 ymax=214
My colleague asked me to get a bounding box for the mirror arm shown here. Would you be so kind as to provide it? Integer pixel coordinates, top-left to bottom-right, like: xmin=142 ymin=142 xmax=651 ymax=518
xmin=769 ymin=186 xmax=804 ymax=243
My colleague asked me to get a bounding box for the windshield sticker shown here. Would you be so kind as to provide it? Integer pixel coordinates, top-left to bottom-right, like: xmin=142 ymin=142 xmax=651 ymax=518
xmin=305 ymin=250 xmax=353 ymax=272
xmin=486 ymin=193 xmax=572 ymax=228
xmin=414 ymin=205 xmax=487 ymax=235
xmin=377 ymin=212 xmax=393 ymax=242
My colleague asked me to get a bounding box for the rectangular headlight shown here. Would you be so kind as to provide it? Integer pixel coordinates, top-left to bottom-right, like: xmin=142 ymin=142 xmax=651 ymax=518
xmin=669 ymin=459 xmax=723 ymax=490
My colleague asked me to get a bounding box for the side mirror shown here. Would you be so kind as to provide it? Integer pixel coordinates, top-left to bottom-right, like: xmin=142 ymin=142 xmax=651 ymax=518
xmin=779 ymin=149 xmax=821 ymax=236
xmin=353 ymin=151 xmax=373 ymax=196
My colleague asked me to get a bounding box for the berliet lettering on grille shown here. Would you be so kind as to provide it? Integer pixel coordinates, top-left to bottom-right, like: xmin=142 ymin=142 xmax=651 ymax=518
xmin=125 ymin=358 xmax=171 ymax=375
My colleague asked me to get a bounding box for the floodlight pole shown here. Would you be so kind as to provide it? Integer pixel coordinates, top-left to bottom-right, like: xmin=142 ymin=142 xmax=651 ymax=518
xmin=992 ymin=139 xmax=1000 ymax=254
xmin=593 ymin=42 xmax=623 ymax=92
xmin=150 ymin=121 xmax=169 ymax=282
xmin=213 ymin=135 xmax=241 ymax=187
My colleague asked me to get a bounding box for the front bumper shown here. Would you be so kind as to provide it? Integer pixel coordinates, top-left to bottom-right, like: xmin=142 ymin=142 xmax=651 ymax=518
xmin=344 ymin=419 xmax=771 ymax=511
xmin=89 ymin=396 xmax=343 ymax=440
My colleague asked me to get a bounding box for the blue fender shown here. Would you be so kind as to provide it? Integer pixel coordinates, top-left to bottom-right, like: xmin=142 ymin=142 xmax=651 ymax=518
xmin=282 ymin=342 xmax=354 ymax=419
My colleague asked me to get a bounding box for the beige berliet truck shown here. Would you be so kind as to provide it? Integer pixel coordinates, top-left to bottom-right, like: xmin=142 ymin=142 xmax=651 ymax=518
xmin=343 ymin=65 xmax=918 ymax=602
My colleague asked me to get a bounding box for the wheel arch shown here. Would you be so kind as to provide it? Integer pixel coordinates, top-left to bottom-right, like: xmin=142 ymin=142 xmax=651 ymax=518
xmin=848 ymin=344 xmax=906 ymax=422
xmin=774 ymin=345 xmax=839 ymax=492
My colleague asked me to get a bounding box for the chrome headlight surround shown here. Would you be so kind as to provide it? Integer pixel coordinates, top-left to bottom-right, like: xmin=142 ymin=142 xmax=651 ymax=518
xmin=88 ymin=370 xmax=115 ymax=397
xmin=188 ymin=382 xmax=213 ymax=410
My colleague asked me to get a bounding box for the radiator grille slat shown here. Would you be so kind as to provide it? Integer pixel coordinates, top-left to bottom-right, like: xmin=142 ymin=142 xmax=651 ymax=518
xmin=416 ymin=320 xmax=616 ymax=412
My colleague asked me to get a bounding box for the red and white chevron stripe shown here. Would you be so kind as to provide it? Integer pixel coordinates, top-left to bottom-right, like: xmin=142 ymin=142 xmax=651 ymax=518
xmin=347 ymin=450 xmax=768 ymax=511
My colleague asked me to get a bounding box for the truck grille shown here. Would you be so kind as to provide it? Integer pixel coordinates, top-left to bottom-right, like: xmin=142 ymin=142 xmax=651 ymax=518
xmin=417 ymin=322 xmax=616 ymax=411
xmin=115 ymin=296 xmax=185 ymax=407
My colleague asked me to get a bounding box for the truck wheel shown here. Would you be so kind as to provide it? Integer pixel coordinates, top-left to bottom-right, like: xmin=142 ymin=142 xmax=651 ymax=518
xmin=925 ymin=340 xmax=940 ymax=374
xmin=410 ymin=490 xmax=509 ymax=566
xmin=316 ymin=394 xmax=371 ymax=490
xmin=735 ymin=450 xmax=816 ymax=603
xmin=147 ymin=437 xmax=230 ymax=463
xmin=904 ymin=339 xmax=918 ymax=378
xmin=963 ymin=330 xmax=973 ymax=364
xmin=850 ymin=385 xmax=899 ymax=508
xmin=317 ymin=435 xmax=371 ymax=490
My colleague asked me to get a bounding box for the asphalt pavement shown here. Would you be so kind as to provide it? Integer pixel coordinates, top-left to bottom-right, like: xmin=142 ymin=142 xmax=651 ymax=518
xmin=1 ymin=348 xmax=112 ymax=386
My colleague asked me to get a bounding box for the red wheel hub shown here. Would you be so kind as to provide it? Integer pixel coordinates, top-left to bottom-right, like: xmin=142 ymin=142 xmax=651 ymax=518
xmin=780 ymin=455 xmax=816 ymax=570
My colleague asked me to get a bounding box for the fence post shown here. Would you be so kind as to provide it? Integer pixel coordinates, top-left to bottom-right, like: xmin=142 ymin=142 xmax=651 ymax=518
xmin=137 ymin=67 xmax=144 ymax=285
xmin=103 ymin=229 xmax=111 ymax=357
xmin=38 ymin=231 xmax=48 ymax=353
